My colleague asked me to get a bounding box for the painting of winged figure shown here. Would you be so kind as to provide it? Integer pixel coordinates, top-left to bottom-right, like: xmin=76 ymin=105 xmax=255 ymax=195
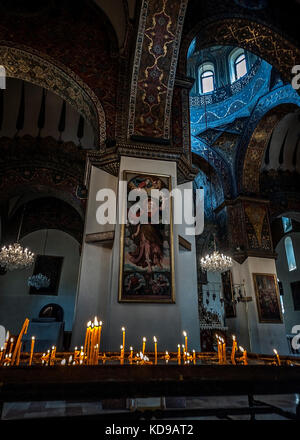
xmin=119 ymin=172 xmax=175 ymax=303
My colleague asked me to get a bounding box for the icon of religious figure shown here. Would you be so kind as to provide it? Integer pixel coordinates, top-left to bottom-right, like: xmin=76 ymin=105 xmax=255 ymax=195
xmin=120 ymin=173 xmax=174 ymax=303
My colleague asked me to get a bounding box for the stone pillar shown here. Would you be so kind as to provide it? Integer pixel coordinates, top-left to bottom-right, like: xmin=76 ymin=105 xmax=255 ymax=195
xmin=71 ymin=165 xmax=118 ymax=347
xmin=72 ymin=156 xmax=200 ymax=352
xmin=217 ymin=197 xmax=289 ymax=355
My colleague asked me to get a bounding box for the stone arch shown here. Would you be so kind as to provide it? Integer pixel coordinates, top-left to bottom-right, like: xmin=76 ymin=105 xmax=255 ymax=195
xmin=0 ymin=167 xmax=85 ymax=218
xmin=0 ymin=43 xmax=106 ymax=147
xmin=241 ymin=103 xmax=299 ymax=194
xmin=179 ymin=17 xmax=300 ymax=83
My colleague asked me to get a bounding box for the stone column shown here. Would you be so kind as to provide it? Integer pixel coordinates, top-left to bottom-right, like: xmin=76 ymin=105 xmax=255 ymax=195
xmin=72 ymin=155 xmax=200 ymax=352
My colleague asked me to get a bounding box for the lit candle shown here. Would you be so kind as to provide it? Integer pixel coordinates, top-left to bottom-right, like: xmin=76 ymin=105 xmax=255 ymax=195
xmin=231 ymin=335 xmax=237 ymax=365
xmin=92 ymin=318 xmax=98 ymax=364
xmin=16 ymin=342 xmax=22 ymax=366
xmin=165 ymin=351 xmax=170 ymax=364
xmin=122 ymin=327 xmax=126 ymax=353
xmin=183 ymin=331 xmax=188 ymax=353
xmin=216 ymin=335 xmax=222 ymax=364
xmin=84 ymin=321 xmax=91 ymax=363
xmin=88 ymin=323 xmax=94 ymax=364
xmin=120 ymin=345 xmax=124 ymax=365
xmin=8 ymin=338 xmax=14 ymax=356
xmin=97 ymin=321 xmax=102 ymax=353
xmin=11 ymin=318 xmax=29 ymax=366
xmin=222 ymin=338 xmax=227 ymax=364
xmin=239 ymin=346 xmax=248 ymax=365
xmin=51 ymin=346 xmax=56 ymax=365
xmin=94 ymin=344 xmax=99 ymax=365
xmin=192 ymin=349 xmax=196 ymax=365
xmin=79 ymin=346 xmax=84 ymax=363
xmin=129 ymin=346 xmax=133 ymax=364
xmin=0 ymin=347 xmax=3 ymax=364
xmin=47 ymin=349 xmax=51 ymax=366
xmin=153 ymin=337 xmax=157 ymax=365
xmin=29 ymin=336 xmax=35 ymax=366
xmin=273 ymin=349 xmax=281 ymax=366
xmin=177 ymin=344 xmax=181 ymax=365
xmin=3 ymin=331 xmax=9 ymax=357
xmin=142 ymin=337 xmax=146 ymax=355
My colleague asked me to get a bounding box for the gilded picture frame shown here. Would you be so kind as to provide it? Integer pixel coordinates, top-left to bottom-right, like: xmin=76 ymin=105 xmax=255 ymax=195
xmin=253 ymin=273 xmax=283 ymax=323
xmin=119 ymin=171 xmax=175 ymax=303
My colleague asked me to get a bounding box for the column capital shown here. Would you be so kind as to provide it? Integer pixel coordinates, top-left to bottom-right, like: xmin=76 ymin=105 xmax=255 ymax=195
xmin=216 ymin=196 xmax=275 ymax=264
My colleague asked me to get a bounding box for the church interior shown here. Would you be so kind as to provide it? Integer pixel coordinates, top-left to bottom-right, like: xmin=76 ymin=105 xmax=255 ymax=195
xmin=0 ymin=0 xmax=300 ymax=422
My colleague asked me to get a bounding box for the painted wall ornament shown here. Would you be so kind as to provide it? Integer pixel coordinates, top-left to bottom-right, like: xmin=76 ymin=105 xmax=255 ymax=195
xmin=128 ymin=0 xmax=188 ymax=139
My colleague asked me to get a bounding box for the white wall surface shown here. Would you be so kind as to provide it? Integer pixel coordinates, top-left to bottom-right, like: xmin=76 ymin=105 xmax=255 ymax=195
xmin=0 ymin=229 xmax=80 ymax=333
xmin=71 ymin=166 xmax=117 ymax=348
xmin=227 ymin=257 xmax=289 ymax=355
xmin=276 ymin=232 xmax=300 ymax=335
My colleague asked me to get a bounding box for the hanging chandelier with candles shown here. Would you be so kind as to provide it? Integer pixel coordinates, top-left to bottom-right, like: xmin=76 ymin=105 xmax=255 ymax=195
xmin=28 ymin=273 xmax=50 ymax=289
xmin=0 ymin=205 xmax=35 ymax=271
xmin=0 ymin=243 xmax=34 ymax=271
xmin=200 ymin=234 xmax=233 ymax=272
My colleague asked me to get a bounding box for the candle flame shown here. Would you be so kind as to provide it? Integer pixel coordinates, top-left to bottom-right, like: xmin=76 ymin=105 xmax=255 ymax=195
xmin=232 ymin=335 xmax=236 ymax=340
xmin=32 ymin=336 xmax=35 ymax=340
xmin=153 ymin=336 xmax=157 ymax=343
xmin=143 ymin=337 xmax=146 ymax=342
xmin=122 ymin=327 xmax=125 ymax=332
xmin=239 ymin=346 xmax=244 ymax=352
xmin=273 ymin=349 xmax=278 ymax=355
xmin=183 ymin=331 xmax=187 ymax=337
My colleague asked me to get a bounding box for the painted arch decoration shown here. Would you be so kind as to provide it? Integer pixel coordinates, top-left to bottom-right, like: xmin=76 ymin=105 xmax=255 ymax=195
xmin=237 ymin=94 xmax=300 ymax=194
xmin=0 ymin=44 xmax=106 ymax=147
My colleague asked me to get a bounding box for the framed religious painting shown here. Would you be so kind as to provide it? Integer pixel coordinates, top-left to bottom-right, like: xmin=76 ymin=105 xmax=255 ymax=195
xmin=119 ymin=171 xmax=175 ymax=303
xmin=253 ymin=273 xmax=283 ymax=323
xmin=29 ymin=255 xmax=64 ymax=296
xmin=221 ymin=270 xmax=236 ymax=318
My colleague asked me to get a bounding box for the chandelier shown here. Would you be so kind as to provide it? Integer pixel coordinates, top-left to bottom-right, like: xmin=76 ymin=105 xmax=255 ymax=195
xmin=28 ymin=273 xmax=50 ymax=290
xmin=0 ymin=243 xmax=34 ymax=271
xmin=0 ymin=204 xmax=35 ymax=271
xmin=200 ymin=236 xmax=233 ymax=272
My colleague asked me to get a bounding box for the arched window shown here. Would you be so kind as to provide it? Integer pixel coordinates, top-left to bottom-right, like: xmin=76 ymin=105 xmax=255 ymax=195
xmin=285 ymin=236 xmax=297 ymax=272
xmin=201 ymin=70 xmax=214 ymax=93
xmin=234 ymin=53 xmax=247 ymax=80
xmin=282 ymin=217 xmax=292 ymax=233
xmin=199 ymin=63 xmax=215 ymax=94
xmin=229 ymin=48 xmax=247 ymax=83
